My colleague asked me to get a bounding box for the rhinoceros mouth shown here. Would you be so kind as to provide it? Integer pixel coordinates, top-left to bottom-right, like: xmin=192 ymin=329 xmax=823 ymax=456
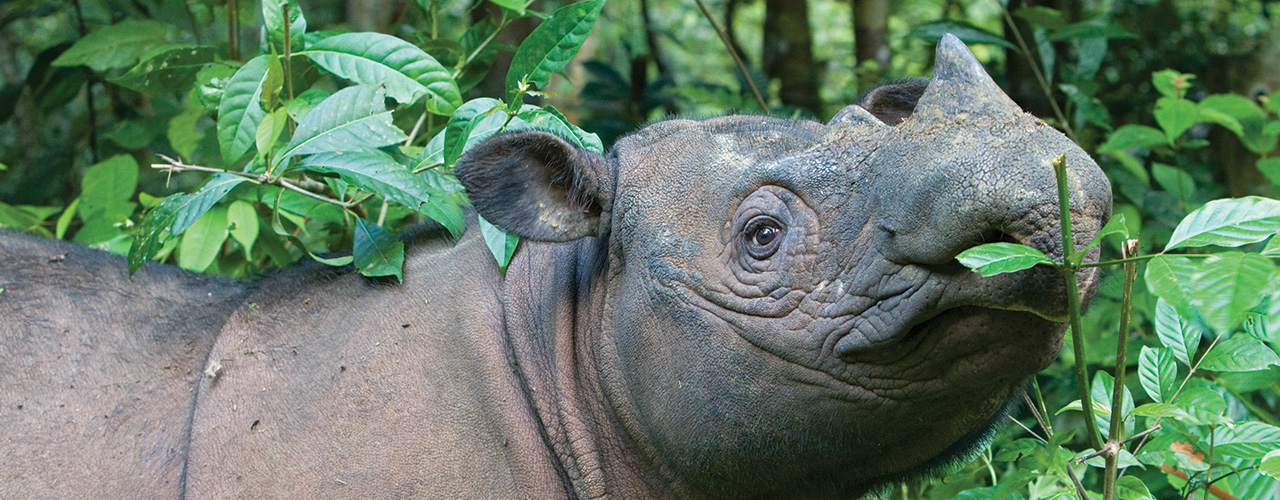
xmin=836 ymin=304 xmax=1066 ymax=381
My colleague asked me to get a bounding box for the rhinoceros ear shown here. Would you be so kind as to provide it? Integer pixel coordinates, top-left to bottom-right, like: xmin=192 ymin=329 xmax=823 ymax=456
xmin=456 ymin=130 xmax=613 ymax=242
xmin=853 ymin=77 xmax=929 ymax=126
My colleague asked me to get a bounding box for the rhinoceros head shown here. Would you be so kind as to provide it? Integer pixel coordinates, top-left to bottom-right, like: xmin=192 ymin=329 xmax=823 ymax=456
xmin=459 ymin=35 xmax=1111 ymax=498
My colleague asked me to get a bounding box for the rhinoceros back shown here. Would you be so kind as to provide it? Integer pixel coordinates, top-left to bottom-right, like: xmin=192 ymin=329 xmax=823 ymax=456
xmin=0 ymin=229 xmax=249 ymax=499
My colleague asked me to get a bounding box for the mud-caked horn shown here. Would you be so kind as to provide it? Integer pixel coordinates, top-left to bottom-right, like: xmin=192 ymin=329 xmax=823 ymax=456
xmin=911 ymin=33 xmax=1026 ymax=122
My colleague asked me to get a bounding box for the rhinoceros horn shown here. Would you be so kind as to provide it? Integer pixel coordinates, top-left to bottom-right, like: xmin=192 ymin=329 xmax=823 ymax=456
xmin=912 ymin=33 xmax=1025 ymax=123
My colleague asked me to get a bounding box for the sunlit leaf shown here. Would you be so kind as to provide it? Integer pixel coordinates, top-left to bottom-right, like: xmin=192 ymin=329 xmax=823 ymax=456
xmin=227 ymin=200 xmax=258 ymax=257
xmin=505 ymin=0 xmax=606 ymax=103
xmin=1261 ymin=449 xmax=1280 ymax=479
xmin=1214 ymin=422 xmax=1280 ymax=460
xmin=262 ymin=0 xmax=307 ymax=53
xmin=298 ymin=149 xmax=432 ymax=211
xmin=128 ymin=174 xmax=249 ymax=274
xmin=279 ymin=85 xmax=408 ymax=159
xmin=217 ymin=55 xmax=272 ymax=164
xmin=1200 ymin=335 xmax=1280 ymax=372
xmin=1153 ymin=298 xmax=1200 ymax=366
xmin=1098 ymin=124 xmax=1168 ymax=153
xmin=1166 ymin=196 xmax=1280 ymax=250
xmin=1137 ymin=346 xmax=1177 ymax=403
xmin=956 ymin=242 xmax=1054 ymax=277
xmin=177 ymin=206 xmax=228 ymax=272
xmin=480 ymin=216 xmax=519 ymax=270
xmin=300 ymin=32 xmax=460 ymax=114
xmin=444 ymin=97 xmax=507 ymax=166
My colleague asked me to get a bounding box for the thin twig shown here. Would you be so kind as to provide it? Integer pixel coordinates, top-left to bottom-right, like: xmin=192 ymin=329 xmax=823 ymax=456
xmin=1000 ymin=7 xmax=1074 ymax=141
xmin=692 ymin=0 xmax=768 ymax=111
xmin=1007 ymin=415 xmax=1047 ymax=443
xmin=153 ymin=155 xmax=363 ymax=209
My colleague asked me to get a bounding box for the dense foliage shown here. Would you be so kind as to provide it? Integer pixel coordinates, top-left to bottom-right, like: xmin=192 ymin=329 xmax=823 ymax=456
xmin=1 ymin=1 xmax=1279 ymax=499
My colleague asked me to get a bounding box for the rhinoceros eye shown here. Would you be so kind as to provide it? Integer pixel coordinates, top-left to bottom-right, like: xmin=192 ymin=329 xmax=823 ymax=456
xmin=744 ymin=216 xmax=784 ymax=259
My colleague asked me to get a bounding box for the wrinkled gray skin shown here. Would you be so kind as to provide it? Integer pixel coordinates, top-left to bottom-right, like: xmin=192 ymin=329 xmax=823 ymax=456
xmin=0 ymin=36 xmax=1110 ymax=499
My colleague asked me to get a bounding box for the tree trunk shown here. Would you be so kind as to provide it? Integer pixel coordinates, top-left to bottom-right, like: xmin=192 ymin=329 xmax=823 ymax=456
xmin=853 ymin=0 xmax=889 ymax=71
xmin=762 ymin=0 xmax=820 ymax=116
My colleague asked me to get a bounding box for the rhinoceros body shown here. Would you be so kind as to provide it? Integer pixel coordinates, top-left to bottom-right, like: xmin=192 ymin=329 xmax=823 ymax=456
xmin=0 ymin=36 xmax=1110 ymax=499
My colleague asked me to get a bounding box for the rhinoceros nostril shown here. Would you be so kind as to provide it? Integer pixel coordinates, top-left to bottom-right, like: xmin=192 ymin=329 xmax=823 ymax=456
xmin=975 ymin=229 xmax=1019 ymax=246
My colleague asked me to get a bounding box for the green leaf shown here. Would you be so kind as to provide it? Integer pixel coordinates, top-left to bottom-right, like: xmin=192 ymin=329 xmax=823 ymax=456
xmin=480 ymin=215 xmax=519 ymax=270
xmin=257 ymin=109 xmax=288 ymax=162
xmin=1115 ymin=476 xmax=1154 ymax=500
xmin=55 ymin=198 xmax=80 ymax=240
xmin=1151 ymin=163 xmax=1195 ymax=201
xmin=279 ymin=85 xmax=408 ymax=160
xmin=298 ymin=149 xmax=432 ymax=210
xmin=79 ymin=155 xmax=139 ymax=217
xmin=128 ymin=174 xmax=249 ymax=274
xmin=1098 ymin=124 xmax=1168 ymax=153
xmin=167 ymin=107 xmax=205 ymax=159
xmin=262 ymin=0 xmax=307 ymax=53
xmin=906 ymin=21 xmax=1016 ymax=50
xmin=511 ymin=106 xmax=604 ymax=153
xmin=1090 ymin=370 xmax=1134 ymax=439
xmin=1046 ymin=19 xmax=1138 ymax=41
xmin=227 ymin=200 xmax=259 ymax=257
xmin=1013 ymin=6 xmax=1065 ymax=30
xmin=444 ymin=97 xmax=507 ymax=166
xmin=51 ymin=20 xmax=177 ymax=72
xmin=177 ymin=206 xmax=228 ymax=272
xmin=505 ymin=0 xmax=606 ymax=103
xmin=108 ymin=46 xmax=218 ymax=94
xmin=1188 ymin=253 xmax=1274 ymax=334
xmin=1153 ymin=297 xmax=1201 ymax=366
xmin=1129 ymin=402 xmax=1190 ymax=418
xmin=1200 ymin=335 xmax=1280 ymax=372
xmin=217 ymin=55 xmax=272 ymax=164
xmin=353 ymin=218 xmax=404 ymax=281
xmin=1072 ymin=213 xmax=1128 ymax=263
xmin=1261 ymin=449 xmax=1280 ymax=479
xmin=956 ymin=242 xmax=1054 ymax=277
xmin=300 ymin=32 xmax=460 ymax=114
xmin=0 ymin=202 xmax=53 ymax=235
xmin=1060 ymin=83 xmax=1112 ymax=131
xmin=1167 ymin=196 xmax=1280 ymax=250
xmin=1138 ymin=346 xmax=1177 ymax=403
xmin=1259 ymin=157 xmax=1280 ymax=188
xmin=488 ymin=0 xmax=526 ymax=15
xmin=1215 ymin=422 xmax=1280 ymax=460
xmin=1154 ymin=97 xmax=1199 ymax=141
xmin=1152 ymin=69 xmax=1194 ymax=99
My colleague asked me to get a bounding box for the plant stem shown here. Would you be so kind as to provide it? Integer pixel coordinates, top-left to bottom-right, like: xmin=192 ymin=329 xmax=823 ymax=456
xmin=693 ymin=0 xmax=768 ymax=112
xmin=227 ymin=0 xmax=239 ymax=60
xmin=1102 ymin=239 xmax=1139 ymax=500
xmin=153 ymin=155 xmax=363 ymax=209
xmin=1000 ymin=7 xmax=1074 ymax=141
xmin=1054 ymin=154 xmax=1102 ymax=451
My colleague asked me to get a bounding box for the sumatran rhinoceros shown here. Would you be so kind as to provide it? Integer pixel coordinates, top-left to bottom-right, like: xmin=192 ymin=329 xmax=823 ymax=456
xmin=0 ymin=35 xmax=1111 ymax=499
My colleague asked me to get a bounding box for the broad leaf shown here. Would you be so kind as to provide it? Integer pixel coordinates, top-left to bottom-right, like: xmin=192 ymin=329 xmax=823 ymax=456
xmin=1137 ymin=346 xmax=1177 ymax=403
xmin=1214 ymin=422 xmax=1280 ymax=460
xmin=1199 ymin=335 xmax=1280 ymax=372
xmin=1046 ymin=19 xmax=1138 ymax=41
xmin=956 ymin=242 xmax=1054 ymax=277
xmin=1154 ymin=96 xmax=1199 ymax=141
xmin=109 ymin=46 xmax=218 ymax=94
xmin=907 ymin=21 xmax=1016 ymax=49
xmin=262 ymin=0 xmax=307 ymax=52
xmin=480 ymin=216 xmax=519 ymax=270
xmin=177 ymin=206 xmax=229 ymax=272
xmin=353 ymin=218 xmax=404 ymax=281
xmin=1071 ymin=213 xmax=1127 ymax=264
xmin=51 ymin=20 xmax=177 ymax=72
xmin=255 ymin=108 xmax=288 ymax=161
xmin=1166 ymin=196 xmax=1280 ymax=250
xmin=1187 ymin=253 xmax=1274 ymax=334
xmin=299 ymin=149 xmax=432 ymax=211
xmin=1090 ymin=371 xmax=1135 ymax=439
xmin=1151 ymin=163 xmax=1195 ymax=201
xmin=128 ymin=174 xmax=249 ymax=274
xmin=505 ymin=0 xmax=606 ymax=103
xmin=444 ymin=97 xmax=507 ymax=166
xmin=511 ymin=106 xmax=604 ymax=153
xmin=1262 ymin=449 xmax=1280 ymax=479
xmin=300 ymin=33 xmax=460 ymax=114
xmin=1153 ymin=298 xmax=1200 ymax=366
xmin=279 ymin=85 xmax=408 ymax=159
xmin=227 ymin=200 xmax=259 ymax=257
xmin=1152 ymin=69 xmax=1193 ymax=99
xmin=217 ymin=55 xmax=272 ymax=164
xmin=1098 ymin=124 xmax=1167 ymax=153
xmin=488 ymin=0 xmax=526 ymax=14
